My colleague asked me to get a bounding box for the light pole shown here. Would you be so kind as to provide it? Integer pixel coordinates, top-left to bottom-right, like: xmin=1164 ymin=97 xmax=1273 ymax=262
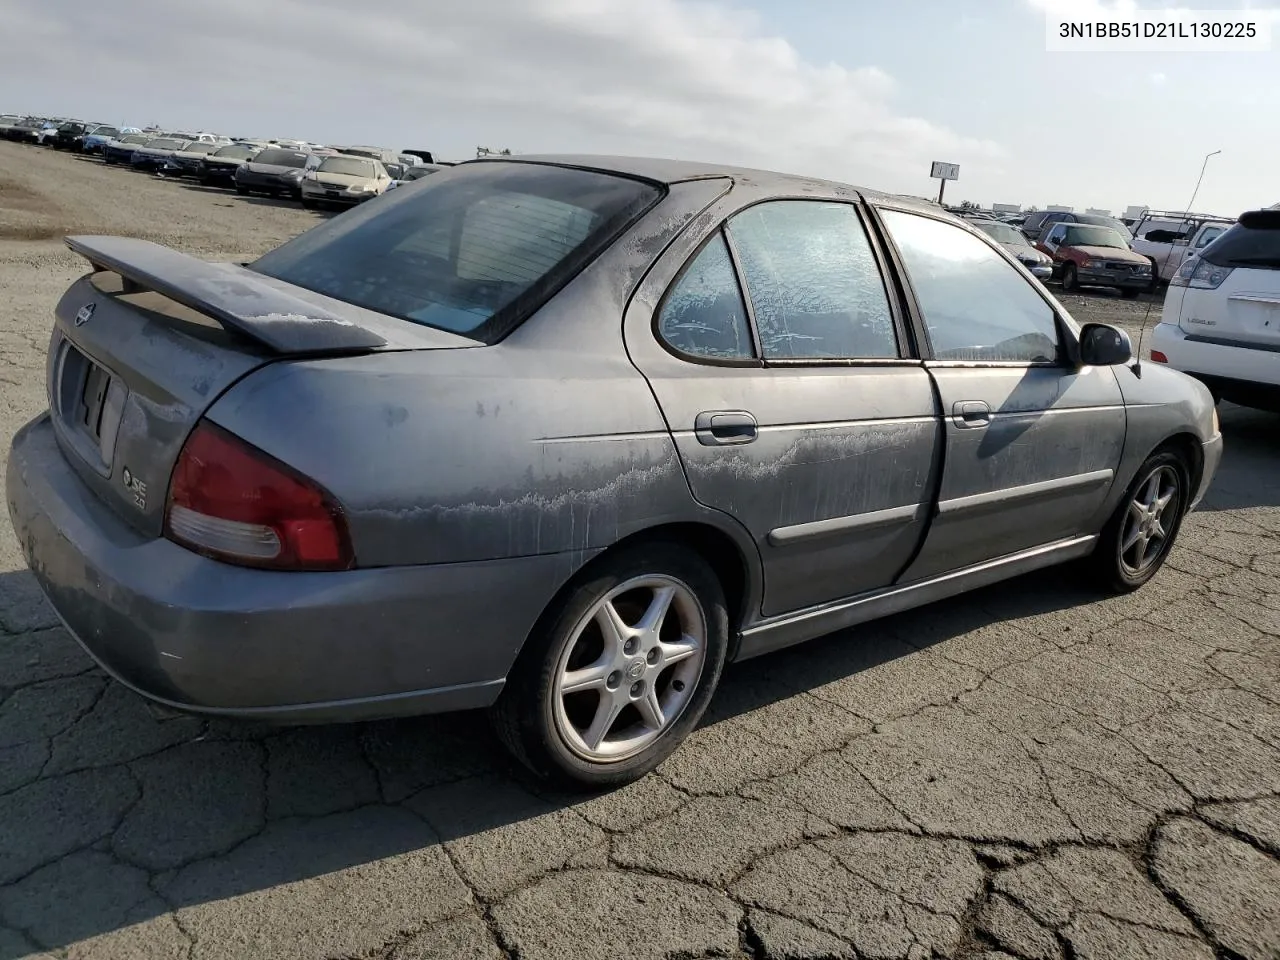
xmin=1183 ymin=149 xmax=1221 ymax=216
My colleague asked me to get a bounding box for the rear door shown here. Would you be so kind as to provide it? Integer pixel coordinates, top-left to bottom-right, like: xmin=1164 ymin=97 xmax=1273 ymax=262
xmin=872 ymin=205 xmax=1126 ymax=581
xmin=625 ymin=193 xmax=942 ymax=618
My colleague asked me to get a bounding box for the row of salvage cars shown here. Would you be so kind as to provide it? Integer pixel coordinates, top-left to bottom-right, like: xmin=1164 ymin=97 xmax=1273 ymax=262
xmin=1 ymin=113 xmax=447 ymax=210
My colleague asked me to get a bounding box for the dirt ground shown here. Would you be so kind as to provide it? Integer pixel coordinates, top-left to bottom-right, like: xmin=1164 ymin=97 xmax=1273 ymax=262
xmin=1 ymin=141 xmax=1279 ymax=960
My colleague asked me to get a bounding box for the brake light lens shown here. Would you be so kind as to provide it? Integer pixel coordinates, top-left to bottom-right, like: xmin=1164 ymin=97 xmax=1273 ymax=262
xmin=1171 ymin=258 xmax=1233 ymax=290
xmin=165 ymin=421 xmax=353 ymax=571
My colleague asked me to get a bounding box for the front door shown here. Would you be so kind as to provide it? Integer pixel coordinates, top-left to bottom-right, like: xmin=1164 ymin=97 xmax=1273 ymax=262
xmin=873 ymin=206 xmax=1126 ymax=581
xmin=625 ymin=197 xmax=942 ymax=618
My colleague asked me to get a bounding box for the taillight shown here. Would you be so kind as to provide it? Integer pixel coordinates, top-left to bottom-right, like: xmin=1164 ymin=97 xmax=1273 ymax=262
xmin=164 ymin=421 xmax=353 ymax=571
xmin=1150 ymin=350 xmax=1169 ymax=363
xmin=1171 ymin=258 xmax=1233 ymax=290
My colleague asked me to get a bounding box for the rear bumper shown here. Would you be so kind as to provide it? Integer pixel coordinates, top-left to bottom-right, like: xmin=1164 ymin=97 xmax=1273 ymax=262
xmin=7 ymin=414 xmax=585 ymax=722
xmin=1150 ymin=321 xmax=1280 ymax=389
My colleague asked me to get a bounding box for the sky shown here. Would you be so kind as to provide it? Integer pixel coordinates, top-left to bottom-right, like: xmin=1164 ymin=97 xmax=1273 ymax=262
xmin=3 ymin=0 xmax=1276 ymax=216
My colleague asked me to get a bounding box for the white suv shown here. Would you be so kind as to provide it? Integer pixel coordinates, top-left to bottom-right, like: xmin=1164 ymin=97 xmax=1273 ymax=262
xmin=1150 ymin=210 xmax=1280 ymax=410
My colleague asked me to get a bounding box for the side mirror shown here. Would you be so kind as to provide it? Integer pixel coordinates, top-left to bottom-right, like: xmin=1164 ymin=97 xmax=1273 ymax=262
xmin=1079 ymin=323 xmax=1132 ymax=367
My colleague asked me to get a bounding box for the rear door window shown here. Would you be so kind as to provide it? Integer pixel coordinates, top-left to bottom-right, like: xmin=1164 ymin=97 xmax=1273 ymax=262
xmin=726 ymin=200 xmax=899 ymax=360
xmin=250 ymin=163 xmax=662 ymax=341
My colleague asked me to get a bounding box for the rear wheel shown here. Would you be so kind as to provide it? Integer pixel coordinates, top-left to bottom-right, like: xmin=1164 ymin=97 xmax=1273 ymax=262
xmin=1085 ymin=450 xmax=1189 ymax=593
xmin=1061 ymin=263 xmax=1079 ymax=292
xmin=491 ymin=542 xmax=729 ymax=789
xmin=235 ymin=184 xmax=247 ymax=195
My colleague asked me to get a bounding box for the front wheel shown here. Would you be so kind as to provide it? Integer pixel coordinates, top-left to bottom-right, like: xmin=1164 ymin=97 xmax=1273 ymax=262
xmin=1061 ymin=263 xmax=1079 ymax=292
xmin=1120 ymin=287 xmax=1141 ymax=299
xmin=491 ymin=542 xmax=729 ymax=789
xmin=1085 ymin=450 xmax=1189 ymax=593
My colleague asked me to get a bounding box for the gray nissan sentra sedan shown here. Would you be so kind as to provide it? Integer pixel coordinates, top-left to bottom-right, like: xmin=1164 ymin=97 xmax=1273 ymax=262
xmin=7 ymin=156 xmax=1222 ymax=788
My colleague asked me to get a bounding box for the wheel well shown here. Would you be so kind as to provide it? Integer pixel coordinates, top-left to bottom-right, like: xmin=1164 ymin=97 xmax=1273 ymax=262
xmin=1155 ymin=432 xmax=1204 ymax=504
xmin=607 ymin=523 xmax=751 ymax=636
xmin=540 ymin=523 xmax=752 ymax=662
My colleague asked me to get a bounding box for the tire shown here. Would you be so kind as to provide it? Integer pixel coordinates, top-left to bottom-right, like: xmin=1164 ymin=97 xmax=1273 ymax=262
xmin=491 ymin=541 xmax=729 ymax=790
xmin=1120 ymin=288 xmax=1140 ymax=299
xmin=1147 ymin=258 xmax=1160 ymax=292
xmin=235 ymin=184 xmax=247 ymax=195
xmin=1061 ymin=263 xmax=1079 ymax=292
xmin=302 ymin=198 xmax=316 ymax=210
xmin=1085 ymin=449 xmax=1190 ymax=594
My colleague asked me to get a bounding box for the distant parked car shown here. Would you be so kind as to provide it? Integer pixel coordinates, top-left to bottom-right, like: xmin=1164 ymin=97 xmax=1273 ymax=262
xmin=0 ymin=115 xmax=20 ymax=138
xmin=102 ymin=134 xmax=152 ymax=165
xmin=81 ymin=125 xmax=133 ymax=154
xmin=386 ymin=163 xmax=444 ymax=190
xmin=1036 ymin=222 xmax=1152 ymax=297
xmin=969 ymin=219 xmax=1054 ymax=279
xmin=6 ymin=156 xmax=1222 ymax=790
xmin=1151 ymin=209 xmax=1280 ymax=409
xmin=300 ymin=155 xmax=393 ymax=208
xmin=12 ymin=119 xmax=53 ymax=144
xmin=400 ymin=149 xmax=435 ymax=164
xmin=35 ymin=121 xmax=65 ymax=145
xmin=1023 ymin=211 xmax=1134 ymax=244
xmin=233 ymin=147 xmax=311 ymax=198
xmin=1128 ymin=210 xmax=1234 ymax=288
xmin=162 ymin=140 xmax=227 ymax=178
xmin=52 ymin=122 xmax=92 ymax=150
xmin=130 ymin=137 xmax=192 ymax=171
xmin=197 ymin=142 xmax=266 ymax=186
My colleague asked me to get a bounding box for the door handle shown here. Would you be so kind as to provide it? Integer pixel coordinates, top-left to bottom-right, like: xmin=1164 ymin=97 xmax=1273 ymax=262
xmin=951 ymin=400 xmax=991 ymax=428
xmin=695 ymin=410 xmax=758 ymax=446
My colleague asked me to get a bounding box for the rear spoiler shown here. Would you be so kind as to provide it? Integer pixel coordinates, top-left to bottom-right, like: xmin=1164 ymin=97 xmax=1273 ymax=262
xmin=65 ymin=235 xmax=387 ymax=353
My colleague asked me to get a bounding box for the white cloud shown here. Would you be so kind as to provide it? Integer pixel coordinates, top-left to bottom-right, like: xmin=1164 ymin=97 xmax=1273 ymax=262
xmin=1150 ymin=71 xmax=1168 ymax=84
xmin=1 ymin=0 xmax=1002 ymax=187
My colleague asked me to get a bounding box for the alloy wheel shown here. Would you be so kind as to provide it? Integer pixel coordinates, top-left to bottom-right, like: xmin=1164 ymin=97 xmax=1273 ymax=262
xmin=1118 ymin=464 xmax=1182 ymax=576
xmin=551 ymin=575 xmax=707 ymax=763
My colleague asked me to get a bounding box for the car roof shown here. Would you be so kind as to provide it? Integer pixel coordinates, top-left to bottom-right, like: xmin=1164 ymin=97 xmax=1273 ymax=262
xmin=482 ymin=154 xmax=946 ymax=217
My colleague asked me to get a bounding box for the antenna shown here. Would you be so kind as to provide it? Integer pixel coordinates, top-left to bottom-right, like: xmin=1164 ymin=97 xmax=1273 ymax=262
xmin=1131 ymin=149 xmax=1221 ymax=376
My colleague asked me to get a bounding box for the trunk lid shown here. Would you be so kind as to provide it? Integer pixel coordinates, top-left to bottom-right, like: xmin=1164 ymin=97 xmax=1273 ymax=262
xmin=1179 ymin=269 xmax=1280 ymax=346
xmin=48 ymin=236 xmax=473 ymax=536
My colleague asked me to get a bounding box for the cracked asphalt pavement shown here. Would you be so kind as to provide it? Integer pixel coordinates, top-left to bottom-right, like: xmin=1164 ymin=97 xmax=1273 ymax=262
xmin=1 ymin=142 xmax=1279 ymax=959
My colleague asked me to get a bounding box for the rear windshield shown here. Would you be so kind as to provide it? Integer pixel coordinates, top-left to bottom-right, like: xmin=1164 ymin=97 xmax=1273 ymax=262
xmin=147 ymin=138 xmax=187 ymax=150
xmin=250 ymin=162 xmax=663 ymax=342
xmin=254 ymin=149 xmax=308 ymax=167
xmin=91 ymin=126 xmax=119 ymax=137
xmin=120 ymin=135 xmax=148 ymax=145
xmin=1202 ymin=213 xmax=1280 ymax=270
xmin=319 ymin=157 xmax=378 ymax=177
